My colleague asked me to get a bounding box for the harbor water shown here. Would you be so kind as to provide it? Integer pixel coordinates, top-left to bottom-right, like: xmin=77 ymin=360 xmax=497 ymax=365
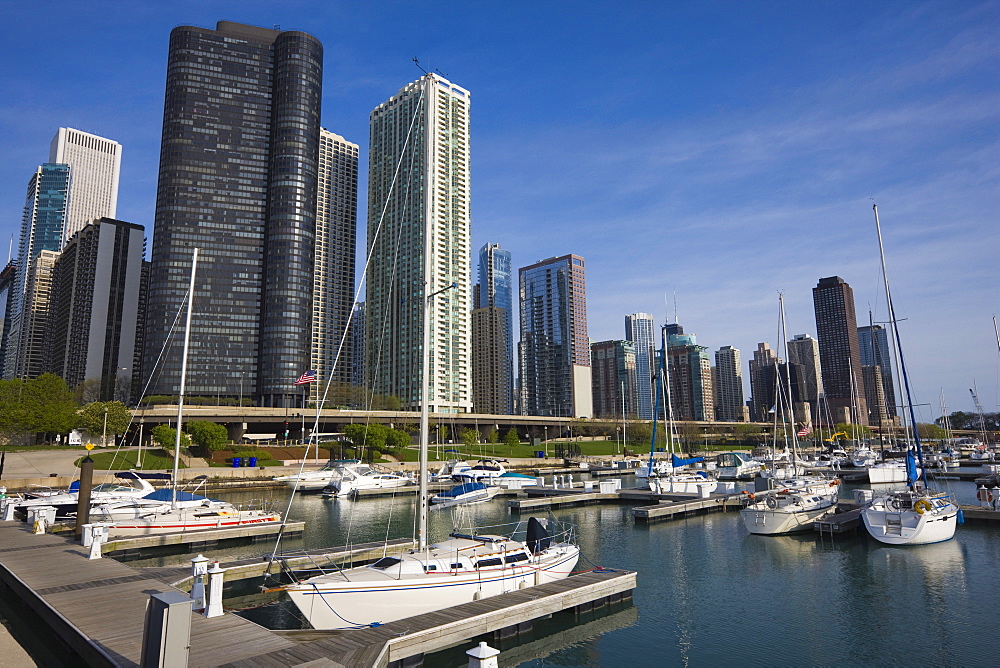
xmin=143 ymin=473 xmax=998 ymax=666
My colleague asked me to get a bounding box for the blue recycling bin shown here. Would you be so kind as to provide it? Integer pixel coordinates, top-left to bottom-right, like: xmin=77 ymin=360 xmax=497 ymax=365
xmin=232 ymin=457 xmax=241 ymax=468
xmin=248 ymin=456 xmax=258 ymax=467
xmin=535 ymin=450 xmax=545 ymax=458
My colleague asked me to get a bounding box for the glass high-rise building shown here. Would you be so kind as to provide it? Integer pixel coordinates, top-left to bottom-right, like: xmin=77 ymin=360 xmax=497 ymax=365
xmin=518 ymin=254 xmax=591 ymax=417
xmin=858 ymin=324 xmax=897 ymax=421
xmin=3 ymin=163 xmax=71 ymax=379
xmin=590 ymin=340 xmax=637 ymax=419
xmin=144 ymin=21 xmax=323 ymax=407
xmin=311 ymin=129 xmax=359 ymax=406
xmin=813 ymin=276 xmax=868 ymax=425
xmin=662 ymin=328 xmax=713 ymax=422
xmin=473 ymin=243 xmax=513 ymax=414
xmin=625 ymin=313 xmax=655 ymax=419
xmin=365 ymin=74 xmax=472 ymax=412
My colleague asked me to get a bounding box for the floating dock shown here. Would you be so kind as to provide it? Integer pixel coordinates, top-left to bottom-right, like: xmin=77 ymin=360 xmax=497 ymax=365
xmin=99 ymin=521 xmax=305 ymax=558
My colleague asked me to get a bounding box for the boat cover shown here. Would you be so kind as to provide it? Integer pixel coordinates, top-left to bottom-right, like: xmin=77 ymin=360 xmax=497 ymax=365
xmin=141 ymin=489 xmax=211 ymax=503
xmin=439 ymin=482 xmax=489 ymax=498
xmin=672 ymin=454 xmax=705 ymax=468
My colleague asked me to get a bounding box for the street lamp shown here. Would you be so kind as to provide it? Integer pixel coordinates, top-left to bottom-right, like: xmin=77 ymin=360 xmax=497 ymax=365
xmin=102 ymin=405 xmax=109 ymax=448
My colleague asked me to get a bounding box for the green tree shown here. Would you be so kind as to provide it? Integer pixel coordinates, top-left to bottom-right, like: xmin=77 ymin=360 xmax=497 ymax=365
xmin=628 ymin=422 xmax=652 ymax=448
xmin=344 ymin=423 xmax=389 ymax=450
xmin=917 ymin=422 xmax=948 ymax=441
xmin=186 ymin=420 xmax=230 ymax=451
xmin=0 ymin=379 xmax=28 ymax=436
xmin=733 ymin=423 xmax=765 ymax=446
xmin=485 ymin=428 xmax=500 ymax=444
xmin=22 ymin=374 xmax=78 ymax=442
xmin=150 ymin=424 xmax=191 ymax=450
xmin=461 ymin=427 xmax=481 ymax=449
xmin=503 ymin=427 xmax=520 ymax=447
xmin=385 ymin=428 xmax=411 ymax=450
xmin=78 ymin=401 xmax=132 ymax=445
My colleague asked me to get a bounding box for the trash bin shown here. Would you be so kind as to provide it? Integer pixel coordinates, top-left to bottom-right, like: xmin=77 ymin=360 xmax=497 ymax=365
xmin=248 ymin=457 xmax=258 ymax=467
xmin=232 ymin=457 xmax=241 ymax=468
xmin=535 ymin=451 xmax=545 ymax=458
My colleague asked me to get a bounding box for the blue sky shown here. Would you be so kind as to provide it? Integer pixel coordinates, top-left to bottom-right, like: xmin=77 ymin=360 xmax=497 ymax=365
xmin=2 ymin=1 xmax=998 ymax=419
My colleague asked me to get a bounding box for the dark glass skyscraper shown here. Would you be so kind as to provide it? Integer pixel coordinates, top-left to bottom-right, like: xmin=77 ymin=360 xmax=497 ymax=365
xmin=473 ymin=243 xmax=514 ymax=414
xmin=145 ymin=21 xmax=323 ymax=407
xmin=813 ymin=276 xmax=868 ymax=425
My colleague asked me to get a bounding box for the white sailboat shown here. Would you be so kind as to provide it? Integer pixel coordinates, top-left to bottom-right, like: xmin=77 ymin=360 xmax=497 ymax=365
xmin=860 ymin=205 xmax=959 ymax=545
xmin=282 ymin=182 xmax=579 ymax=627
xmin=741 ymin=294 xmax=839 ymax=535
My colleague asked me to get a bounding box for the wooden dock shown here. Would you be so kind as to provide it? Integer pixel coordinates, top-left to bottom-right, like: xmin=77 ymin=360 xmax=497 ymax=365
xmin=0 ymin=520 xmax=635 ymax=667
xmin=98 ymin=521 xmax=305 ymax=558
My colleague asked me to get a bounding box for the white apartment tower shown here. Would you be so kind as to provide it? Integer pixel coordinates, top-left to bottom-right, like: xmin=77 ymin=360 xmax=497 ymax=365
xmin=365 ymin=74 xmax=472 ymax=412
xmin=49 ymin=128 xmax=122 ymax=244
xmin=311 ymin=129 xmax=359 ymax=405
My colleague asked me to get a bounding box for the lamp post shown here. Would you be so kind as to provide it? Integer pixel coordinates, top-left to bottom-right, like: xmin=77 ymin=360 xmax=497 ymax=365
xmin=102 ymin=405 xmax=109 ymax=448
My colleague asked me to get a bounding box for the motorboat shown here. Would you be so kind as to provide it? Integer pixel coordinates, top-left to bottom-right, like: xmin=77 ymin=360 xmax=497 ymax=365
xmin=715 ymin=452 xmax=764 ymax=480
xmin=12 ymin=471 xmax=158 ymax=520
xmin=452 ymin=459 xmax=508 ymax=483
xmin=273 ymin=460 xmax=351 ymax=492
xmin=91 ymin=498 xmax=281 ymax=536
xmin=740 ymin=477 xmax=841 ymax=535
xmin=850 ymin=447 xmax=877 ymax=468
xmin=495 ymin=472 xmax=539 ymax=489
xmin=283 ymin=518 xmax=579 ymax=630
xmin=319 ymin=460 xmax=414 ymax=497
xmin=430 ymin=482 xmax=501 ymax=506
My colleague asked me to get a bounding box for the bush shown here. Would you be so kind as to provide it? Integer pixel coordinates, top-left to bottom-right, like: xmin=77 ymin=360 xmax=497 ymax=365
xmin=187 ymin=420 xmax=230 ymax=451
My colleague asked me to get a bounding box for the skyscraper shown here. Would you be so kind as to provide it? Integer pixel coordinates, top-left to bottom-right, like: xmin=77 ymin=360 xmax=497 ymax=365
xmin=590 ymin=340 xmax=637 ymax=419
xmin=787 ymin=333 xmax=823 ymax=424
xmin=858 ymin=324 xmax=897 ymax=421
xmin=47 ymin=218 xmax=146 ymax=402
xmin=311 ymin=129 xmax=359 ymax=405
xmin=519 ymin=254 xmax=591 ymax=417
xmin=748 ymin=342 xmax=780 ymax=422
xmin=3 ymin=164 xmax=70 ymax=379
xmin=144 ymin=21 xmax=323 ymax=407
xmin=365 ymin=74 xmax=471 ymax=412
xmin=662 ymin=327 xmax=713 ymax=421
xmin=472 ymin=243 xmax=514 ymax=414
xmin=813 ymin=276 xmax=868 ymax=425
xmin=714 ymin=345 xmax=746 ymax=422
xmin=49 ymin=128 xmax=122 ymax=245
xmin=625 ymin=313 xmax=655 ymax=419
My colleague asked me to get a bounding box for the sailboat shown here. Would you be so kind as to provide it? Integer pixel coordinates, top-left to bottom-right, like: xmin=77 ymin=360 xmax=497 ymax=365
xmin=100 ymin=249 xmax=281 ymax=536
xmin=740 ymin=294 xmax=840 ymax=535
xmin=283 ymin=271 xmax=580 ymax=630
xmin=860 ymin=205 xmax=959 ymax=545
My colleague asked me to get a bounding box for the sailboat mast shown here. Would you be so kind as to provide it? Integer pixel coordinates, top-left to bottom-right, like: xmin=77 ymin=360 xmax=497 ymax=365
xmin=172 ymin=247 xmax=198 ymax=508
xmin=873 ymin=204 xmax=926 ymax=486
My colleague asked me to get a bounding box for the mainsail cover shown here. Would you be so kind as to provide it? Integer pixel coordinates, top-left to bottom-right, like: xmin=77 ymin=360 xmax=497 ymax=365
xmin=672 ymin=454 xmax=705 ymax=468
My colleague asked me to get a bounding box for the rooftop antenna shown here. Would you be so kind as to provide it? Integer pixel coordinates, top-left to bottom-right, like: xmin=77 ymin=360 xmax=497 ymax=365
xmin=6 ymin=235 xmax=12 ymax=264
xmin=413 ymin=57 xmax=428 ymax=75
xmin=435 ymin=67 xmax=450 ymax=78
xmin=673 ymin=290 xmax=678 ymax=325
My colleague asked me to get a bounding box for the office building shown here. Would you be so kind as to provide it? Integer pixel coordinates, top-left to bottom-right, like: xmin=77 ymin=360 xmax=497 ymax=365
xmin=310 ymin=129 xmax=359 ymax=406
xmin=714 ymin=345 xmax=746 ymax=422
xmin=625 ymin=313 xmax=655 ymax=419
xmin=49 ymin=128 xmax=122 ymax=245
xmin=472 ymin=243 xmax=514 ymax=414
xmin=144 ymin=21 xmax=323 ymax=407
xmin=813 ymin=276 xmax=868 ymax=425
xmin=662 ymin=327 xmax=713 ymax=422
xmin=519 ymin=254 xmax=591 ymax=417
xmin=591 ymin=340 xmax=637 ymax=419
xmin=787 ymin=333 xmax=823 ymax=424
xmin=365 ymin=74 xmax=472 ymax=412
xmin=858 ymin=324 xmax=897 ymax=421
xmin=47 ymin=218 xmax=146 ymax=402
xmin=4 ymin=164 xmax=71 ymax=379
xmin=748 ymin=342 xmax=780 ymax=423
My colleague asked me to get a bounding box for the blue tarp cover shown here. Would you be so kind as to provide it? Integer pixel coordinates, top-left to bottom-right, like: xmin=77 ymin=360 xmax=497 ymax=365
xmin=141 ymin=489 xmax=211 ymax=503
xmin=672 ymin=454 xmax=705 ymax=467
xmin=439 ymin=482 xmax=488 ymax=498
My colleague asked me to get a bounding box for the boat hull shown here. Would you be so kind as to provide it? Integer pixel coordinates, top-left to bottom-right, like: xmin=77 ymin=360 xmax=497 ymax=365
xmin=741 ymin=503 xmax=836 ymax=535
xmin=104 ymin=510 xmax=282 ymax=536
xmin=861 ymin=507 xmax=958 ymax=545
xmin=285 ymin=547 xmax=579 ymax=630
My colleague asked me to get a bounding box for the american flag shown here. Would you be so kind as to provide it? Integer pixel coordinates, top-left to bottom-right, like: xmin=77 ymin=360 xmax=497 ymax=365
xmin=796 ymin=427 xmax=809 ymax=437
xmin=294 ymin=370 xmax=317 ymax=385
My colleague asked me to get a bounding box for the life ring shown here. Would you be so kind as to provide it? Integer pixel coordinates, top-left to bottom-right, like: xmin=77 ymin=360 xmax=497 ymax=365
xmin=977 ymin=489 xmax=994 ymax=503
xmin=830 ymin=479 xmax=841 ymax=486
xmin=765 ymin=496 xmax=778 ymax=509
xmin=913 ymin=498 xmax=933 ymax=514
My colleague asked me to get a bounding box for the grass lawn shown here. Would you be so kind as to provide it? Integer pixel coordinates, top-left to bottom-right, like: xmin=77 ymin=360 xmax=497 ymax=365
xmin=75 ymin=449 xmax=187 ymax=470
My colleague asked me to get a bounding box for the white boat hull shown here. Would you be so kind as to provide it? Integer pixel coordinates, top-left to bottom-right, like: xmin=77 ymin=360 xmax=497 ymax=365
xmin=103 ymin=509 xmax=281 ymax=536
xmin=741 ymin=503 xmax=836 ymax=535
xmin=286 ymin=547 xmax=579 ymax=630
xmin=861 ymin=506 xmax=958 ymax=545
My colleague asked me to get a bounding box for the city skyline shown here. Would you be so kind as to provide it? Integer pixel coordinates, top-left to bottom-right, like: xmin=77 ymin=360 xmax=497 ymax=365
xmin=1 ymin=2 xmax=998 ymax=421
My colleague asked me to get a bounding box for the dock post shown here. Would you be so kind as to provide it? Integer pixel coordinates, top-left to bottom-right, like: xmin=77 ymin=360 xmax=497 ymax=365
xmin=1 ymin=496 xmax=15 ymax=521
xmin=140 ymin=591 xmax=192 ymax=668
xmin=84 ymin=524 xmax=108 ymax=559
xmin=204 ymin=560 xmax=226 ymax=618
xmin=466 ymin=641 xmax=500 ymax=668
xmin=190 ymin=554 xmax=210 ymax=612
